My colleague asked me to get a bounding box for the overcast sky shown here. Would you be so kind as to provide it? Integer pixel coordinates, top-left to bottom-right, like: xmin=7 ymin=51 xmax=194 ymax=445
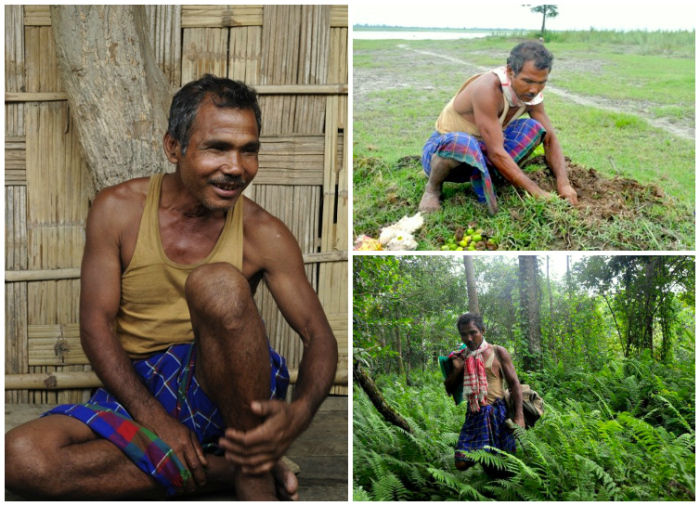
xmin=352 ymin=3 xmax=696 ymax=31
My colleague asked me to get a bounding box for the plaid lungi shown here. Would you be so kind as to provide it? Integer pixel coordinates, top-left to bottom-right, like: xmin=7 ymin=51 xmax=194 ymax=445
xmin=422 ymin=118 xmax=546 ymax=213
xmin=42 ymin=342 xmax=289 ymax=496
xmin=455 ymin=397 xmax=516 ymax=462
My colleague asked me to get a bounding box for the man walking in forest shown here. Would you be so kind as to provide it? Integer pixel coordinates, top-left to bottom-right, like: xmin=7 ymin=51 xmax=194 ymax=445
xmin=419 ymin=41 xmax=577 ymax=214
xmin=444 ymin=313 xmax=524 ymax=475
xmin=5 ymin=75 xmax=338 ymax=501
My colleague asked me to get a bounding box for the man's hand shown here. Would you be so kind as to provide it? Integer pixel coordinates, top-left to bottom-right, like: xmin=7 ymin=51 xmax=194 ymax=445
xmin=514 ymin=415 xmax=526 ymax=429
xmin=557 ymin=183 xmax=578 ymax=205
xmin=218 ymin=400 xmax=309 ymax=475
xmin=148 ymin=413 xmax=208 ymax=491
xmin=451 ymin=356 xmax=464 ymax=370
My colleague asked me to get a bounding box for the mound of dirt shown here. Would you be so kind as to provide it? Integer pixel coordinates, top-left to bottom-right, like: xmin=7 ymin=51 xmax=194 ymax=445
xmin=523 ymin=156 xmax=666 ymax=222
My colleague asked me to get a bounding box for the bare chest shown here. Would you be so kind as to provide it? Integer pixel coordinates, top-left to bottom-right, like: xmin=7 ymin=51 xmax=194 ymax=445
xmin=158 ymin=210 xmax=225 ymax=265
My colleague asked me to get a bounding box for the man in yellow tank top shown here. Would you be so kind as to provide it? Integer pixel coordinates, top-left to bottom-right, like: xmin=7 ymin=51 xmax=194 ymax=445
xmin=444 ymin=313 xmax=524 ymax=477
xmin=6 ymin=75 xmax=338 ymax=501
xmin=419 ymin=42 xmax=578 ymax=214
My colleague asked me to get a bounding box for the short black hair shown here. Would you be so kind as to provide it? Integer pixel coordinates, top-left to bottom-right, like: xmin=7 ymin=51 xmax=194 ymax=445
xmin=456 ymin=312 xmax=485 ymax=332
xmin=507 ymin=41 xmax=554 ymax=75
xmin=167 ymin=74 xmax=262 ymax=155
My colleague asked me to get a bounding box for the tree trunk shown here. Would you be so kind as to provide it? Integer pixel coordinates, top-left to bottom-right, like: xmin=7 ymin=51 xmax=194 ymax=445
xmin=463 ymin=256 xmax=480 ymax=314
xmin=541 ymin=5 xmax=547 ymax=37
xmin=354 ymin=361 xmax=413 ymax=434
xmin=395 ymin=326 xmax=404 ymax=376
xmin=546 ymin=256 xmax=556 ymax=363
xmin=519 ymin=256 xmax=542 ymax=371
xmin=405 ymin=328 xmax=412 ymax=386
xmin=51 ymin=5 xmax=173 ymax=198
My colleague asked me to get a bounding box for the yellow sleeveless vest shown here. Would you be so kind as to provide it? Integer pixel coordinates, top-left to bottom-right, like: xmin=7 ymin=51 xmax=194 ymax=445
xmin=484 ymin=346 xmax=505 ymax=404
xmin=116 ymin=173 xmax=244 ymax=359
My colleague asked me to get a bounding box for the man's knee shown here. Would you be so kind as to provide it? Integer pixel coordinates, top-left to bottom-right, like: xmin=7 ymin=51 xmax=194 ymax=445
xmin=5 ymin=425 xmax=55 ymax=496
xmin=185 ymin=263 xmax=252 ymax=327
xmin=455 ymin=458 xmax=476 ymax=471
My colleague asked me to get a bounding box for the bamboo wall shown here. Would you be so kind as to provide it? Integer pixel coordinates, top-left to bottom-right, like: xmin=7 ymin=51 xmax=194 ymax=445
xmin=4 ymin=5 xmax=349 ymax=403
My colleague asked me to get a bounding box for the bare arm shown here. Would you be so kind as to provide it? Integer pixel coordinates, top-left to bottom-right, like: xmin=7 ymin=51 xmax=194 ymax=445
xmin=496 ymin=346 xmax=524 ymax=428
xmin=263 ymin=215 xmax=338 ymax=426
xmin=528 ymin=104 xmax=577 ymax=204
xmin=223 ymin=207 xmax=338 ymax=472
xmin=470 ymin=84 xmax=550 ymax=198
xmin=79 ymin=187 xmax=207 ymax=489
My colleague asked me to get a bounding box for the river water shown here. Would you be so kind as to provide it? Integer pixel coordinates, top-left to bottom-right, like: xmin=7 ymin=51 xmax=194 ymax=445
xmin=353 ymin=31 xmax=492 ymax=40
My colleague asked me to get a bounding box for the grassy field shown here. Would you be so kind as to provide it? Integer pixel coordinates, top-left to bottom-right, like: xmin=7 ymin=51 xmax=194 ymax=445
xmin=353 ymin=31 xmax=695 ymax=251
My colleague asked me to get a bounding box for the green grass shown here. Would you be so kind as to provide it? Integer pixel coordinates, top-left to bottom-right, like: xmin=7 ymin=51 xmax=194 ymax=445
xmin=353 ymin=33 xmax=695 ymax=250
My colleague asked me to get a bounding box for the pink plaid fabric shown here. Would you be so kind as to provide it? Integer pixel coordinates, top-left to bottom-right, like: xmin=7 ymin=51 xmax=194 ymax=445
xmin=453 ymin=342 xmax=490 ymax=413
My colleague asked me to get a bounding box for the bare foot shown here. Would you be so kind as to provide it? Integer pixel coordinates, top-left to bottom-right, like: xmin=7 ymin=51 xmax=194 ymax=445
xmin=274 ymin=459 xmax=299 ymax=501
xmin=419 ymin=188 xmax=441 ymax=213
xmin=234 ymin=469 xmax=278 ymax=501
xmin=199 ymin=456 xmax=297 ymax=500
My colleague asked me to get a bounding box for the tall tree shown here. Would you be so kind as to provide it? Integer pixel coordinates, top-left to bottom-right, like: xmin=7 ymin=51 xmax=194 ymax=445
xmin=526 ymin=4 xmax=559 ymax=38
xmin=518 ymin=256 xmax=542 ymax=371
xmin=463 ymin=256 xmax=480 ymax=314
xmin=51 ymin=5 xmax=172 ymax=197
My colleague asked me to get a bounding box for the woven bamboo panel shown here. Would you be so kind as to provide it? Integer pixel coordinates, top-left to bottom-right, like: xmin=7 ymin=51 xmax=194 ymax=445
xmin=330 ymin=27 xmax=348 ymax=129
xmin=6 ymin=6 xmax=26 ymax=136
xmin=25 ymin=26 xmax=62 ymax=93
xmin=182 ymin=5 xmax=263 ymax=28
xmin=5 ymin=4 xmax=348 ymax=402
xmin=6 ymin=184 xmax=30 ymax=403
xmin=256 ymin=135 xmax=325 ymax=185
xmin=182 ymin=27 xmax=229 ymax=83
xmin=144 ymin=5 xmax=182 ymax=87
xmin=5 ymin=137 xmax=26 ymax=185
xmin=24 ymin=97 xmax=91 ymax=404
xmin=23 ymin=5 xmax=50 ymax=26
xmin=330 ymin=5 xmax=347 ymax=27
xmin=228 ymin=26 xmax=262 ymax=84
xmin=28 ymin=324 xmax=89 ymax=366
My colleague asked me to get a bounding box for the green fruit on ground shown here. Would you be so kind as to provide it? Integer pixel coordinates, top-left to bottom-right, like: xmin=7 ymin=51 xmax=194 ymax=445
xmin=441 ymin=245 xmax=450 ymax=251
xmin=456 ymin=246 xmax=464 ymax=251
xmin=458 ymin=239 xmax=467 ymax=247
xmin=487 ymin=238 xmax=497 ymax=245
xmin=467 ymin=228 xmax=475 ymax=235
xmin=476 ymin=229 xmax=484 ymax=235
xmin=467 ymin=246 xmax=476 ymax=251
xmin=472 ymin=234 xmax=482 ymax=242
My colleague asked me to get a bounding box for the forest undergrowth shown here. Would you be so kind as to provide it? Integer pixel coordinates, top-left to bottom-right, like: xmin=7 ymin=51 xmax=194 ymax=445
xmin=353 ymin=354 xmax=695 ymax=501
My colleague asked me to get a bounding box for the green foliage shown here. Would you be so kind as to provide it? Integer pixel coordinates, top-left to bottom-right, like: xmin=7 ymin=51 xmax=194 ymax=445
xmin=354 ymin=365 xmax=695 ymax=501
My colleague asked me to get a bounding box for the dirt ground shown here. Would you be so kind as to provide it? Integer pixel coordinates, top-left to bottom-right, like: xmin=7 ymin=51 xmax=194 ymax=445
xmin=523 ymin=155 xmax=665 ymax=222
xmin=354 ymin=44 xmax=694 ymax=140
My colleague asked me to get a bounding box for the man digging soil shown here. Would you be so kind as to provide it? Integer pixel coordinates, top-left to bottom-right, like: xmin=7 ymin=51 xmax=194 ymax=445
xmin=420 ymin=41 xmax=578 ymax=214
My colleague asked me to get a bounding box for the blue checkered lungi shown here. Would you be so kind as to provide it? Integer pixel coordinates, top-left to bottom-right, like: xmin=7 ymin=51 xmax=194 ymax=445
xmin=43 ymin=342 xmax=289 ymax=494
xmin=455 ymin=398 xmax=516 ymax=462
xmin=422 ymin=118 xmax=546 ymax=209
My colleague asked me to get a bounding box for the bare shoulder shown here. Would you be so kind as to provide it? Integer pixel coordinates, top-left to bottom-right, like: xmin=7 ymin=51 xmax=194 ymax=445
xmin=91 ymin=177 xmax=150 ymax=216
xmin=494 ymin=345 xmax=512 ymax=362
xmin=468 ymin=72 xmax=501 ymax=98
xmin=87 ymin=177 xmax=151 ymax=243
xmin=242 ymin=196 xmax=302 ymax=273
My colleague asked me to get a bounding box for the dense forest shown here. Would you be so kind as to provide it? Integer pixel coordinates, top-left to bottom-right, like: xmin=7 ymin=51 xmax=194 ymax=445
xmin=353 ymin=255 xmax=695 ymax=501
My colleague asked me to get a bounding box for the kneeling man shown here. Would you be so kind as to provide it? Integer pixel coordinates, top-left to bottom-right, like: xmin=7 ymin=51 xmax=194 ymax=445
xmin=420 ymin=42 xmax=578 ymax=214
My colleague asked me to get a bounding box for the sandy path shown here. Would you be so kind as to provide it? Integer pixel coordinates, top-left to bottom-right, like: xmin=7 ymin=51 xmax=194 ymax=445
xmin=356 ymin=45 xmax=694 ymax=141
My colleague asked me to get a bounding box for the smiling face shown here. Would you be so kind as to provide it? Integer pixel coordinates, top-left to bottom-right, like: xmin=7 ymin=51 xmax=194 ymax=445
xmin=507 ymin=60 xmax=549 ymax=103
xmin=459 ymin=321 xmax=484 ymax=351
xmin=165 ymin=99 xmax=260 ymax=212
